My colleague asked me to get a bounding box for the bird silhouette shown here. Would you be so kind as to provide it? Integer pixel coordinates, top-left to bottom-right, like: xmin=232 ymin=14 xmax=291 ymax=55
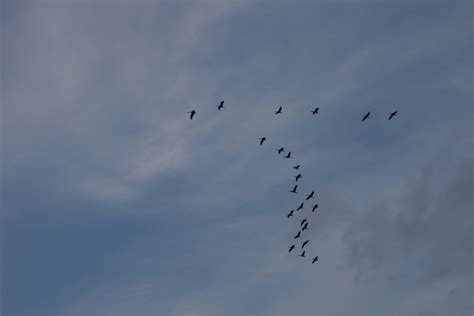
xmin=306 ymin=191 xmax=315 ymax=200
xmin=277 ymin=147 xmax=285 ymax=154
xmin=287 ymin=210 xmax=294 ymax=218
xmin=300 ymin=218 xmax=308 ymax=226
xmin=299 ymin=250 xmax=306 ymax=257
xmin=259 ymin=137 xmax=267 ymax=145
xmin=294 ymin=231 xmax=301 ymax=239
xmin=389 ymin=111 xmax=397 ymax=120
xmin=297 ymin=202 xmax=304 ymax=211
xmin=301 ymin=240 xmax=310 ymax=249
xmin=312 ymin=256 xmax=319 ymax=264
xmin=312 ymin=204 xmax=319 ymax=212
xmin=288 ymin=245 xmax=295 ymax=253
xmin=295 ymin=174 xmax=302 ymax=181
xmin=293 ymin=165 xmax=301 ymax=170
xmin=275 ymin=106 xmax=282 ymax=114
xmin=290 ymin=185 xmax=298 ymax=193
xmin=312 ymin=107 xmax=319 ymax=115
xmin=362 ymin=112 xmax=370 ymax=121
xmin=302 ymin=222 xmax=309 ymax=231
xmin=285 ymin=152 xmax=292 ymax=159
xmin=217 ymin=100 xmax=224 ymax=110
xmin=188 ymin=110 xmax=197 ymax=120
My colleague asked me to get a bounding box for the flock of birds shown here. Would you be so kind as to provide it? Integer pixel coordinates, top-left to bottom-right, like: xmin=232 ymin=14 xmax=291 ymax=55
xmin=188 ymin=102 xmax=398 ymax=265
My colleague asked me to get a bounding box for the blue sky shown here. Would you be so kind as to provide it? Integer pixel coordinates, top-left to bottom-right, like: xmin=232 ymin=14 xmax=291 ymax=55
xmin=1 ymin=1 xmax=472 ymax=315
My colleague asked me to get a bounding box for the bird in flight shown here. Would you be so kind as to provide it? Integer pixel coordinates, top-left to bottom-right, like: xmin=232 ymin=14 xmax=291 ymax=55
xmin=277 ymin=147 xmax=285 ymax=154
xmin=285 ymin=152 xmax=292 ymax=159
xmin=301 ymin=240 xmax=310 ymax=249
xmin=217 ymin=100 xmax=224 ymax=110
xmin=302 ymin=222 xmax=309 ymax=231
xmin=288 ymin=245 xmax=295 ymax=253
xmin=297 ymin=202 xmax=304 ymax=211
xmin=259 ymin=137 xmax=267 ymax=145
xmin=306 ymin=191 xmax=315 ymax=200
xmin=299 ymin=250 xmax=306 ymax=257
xmin=287 ymin=210 xmax=294 ymax=218
xmin=188 ymin=110 xmax=197 ymax=120
xmin=294 ymin=231 xmax=301 ymax=239
xmin=312 ymin=256 xmax=319 ymax=264
xmin=300 ymin=218 xmax=308 ymax=226
xmin=362 ymin=112 xmax=370 ymax=121
xmin=293 ymin=165 xmax=301 ymax=170
xmin=312 ymin=204 xmax=319 ymax=212
xmin=290 ymin=185 xmax=298 ymax=193
xmin=275 ymin=106 xmax=283 ymax=114
xmin=388 ymin=111 xmax=398 ymax=120
xmin=295 ymin=174 xmax=302 ymax=181
xmin=312 ymin=107 xmax=319 ymax=115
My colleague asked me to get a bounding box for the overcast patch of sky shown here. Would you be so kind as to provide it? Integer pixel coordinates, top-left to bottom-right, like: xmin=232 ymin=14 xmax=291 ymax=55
xmin=1 ymin=1 xmax=472 ymax=316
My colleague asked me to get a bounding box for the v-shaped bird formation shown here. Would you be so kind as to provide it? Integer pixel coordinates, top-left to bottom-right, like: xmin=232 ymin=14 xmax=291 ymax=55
xmin=187 ymin=103 xmax=398 ymax=265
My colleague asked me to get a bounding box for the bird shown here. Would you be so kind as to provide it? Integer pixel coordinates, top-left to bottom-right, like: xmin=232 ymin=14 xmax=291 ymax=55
xmin=290 ymin=185 xmax=298 ymax=193
xmin=362 ymin=112 xmax=370 ymax=121
xmin=188 ymin=110 xmax=197 ymax=120
xmin=295 ymin=174 xmax=302 ymax=181
xmin=301 ymin=240 xmax=310 ymax=249
xmin=312 ymin=107 xmax=319 ymax=115
xmin=299 ymin=250 xmax=306 ymax=257
xmin=293 ymin=165 xmax=301 ymax=170
xmin=312 ymin=256 xmax=319 ymax=264
xmin=277 ymin=147 xmax=285 ymax=154
xmin=302 ymin=222 xmax=309 ymax=231
xmin=312 ymin=204 xmax=319 ymax=212
xmin=284 ymin=152 xmax=292 ymax=159
xmin=287 ymin=210 xmax=294 ymax=218
xmin=388 ymin=111 xmax=398 ymax=120
xmin=306 ymin=191 xmax=315 ymax=200
xmin=297 ymin=202 xmax=304 ymax=211
xmin=288 ymin=245 xmax=295 ymax=253
xmin=275 ymin=106 xmax=283 ymax=114
xmin=294 ymin=231 xmax=301 ymax=239
xmin=300 ymin=218 xmax=308 ymax=226
xmin=259 ymin=137 xmax=267 ymax=145
xmin=217 ymin=100 xmax=224 ymax=110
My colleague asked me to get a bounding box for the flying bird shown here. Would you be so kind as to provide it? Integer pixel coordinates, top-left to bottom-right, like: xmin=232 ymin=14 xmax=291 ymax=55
xmin=295 ymin=174 xmax=302 ymax=181
xmin=299 ymin=250 xmax=306 ymax=257
xmin=312 ymin=204 xmax=319 ymax=212
xmin=301 ymin=240 xmax=310 ymax=249
xmin=312 ymin=256 xmax=319 ymax=264
xmin=362 ymin=112 xmax=370 ymax=121
xmin=300 ymin=219 xmax=308 ymax=226
xmin=277 ymin=147 xmax=285 ymax=154
xmin=312 ymin=107 xmax=319 ymax=115
xmin=287 ymin=210 xmax=294 ymax=218
xmin=297 ymin=202 xmax=304 ymax=211
xmin=217 ymin=100 xmax=224 ymax=110
xmin=290 ymin=185 xmax=298 ymax=193
xmin=306 ymin=191 xmax=315 ymax=200
xmin=293 ymin=165 xmax=301 ymax=170
xmin=294 ymin=231 xmax=301 ymax=239
xmin=259 ymin=137 xmax=267 ymax=145
xmin=188 ymin=110 xmax=197 ymax=120
xmin=284 ymin=152 xmax=292 ymax=159
xmin=288 ymin=245 xmax=295 ymax=253
xmin=388 ymin=111 xmax=398 ymax=120
xmin=275 ymin=106 xmax=283 ymax=114
xmin=302 ymin=222 xmax=309 ymax=231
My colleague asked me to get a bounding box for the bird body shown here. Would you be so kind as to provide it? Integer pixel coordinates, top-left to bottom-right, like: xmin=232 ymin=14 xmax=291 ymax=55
xmin=275 ymin=106 xmax=283 ymax=114
xmin=302 ymin=223 xmax=309 ymax=231
xmin=302 ymin=240 xmax=309 ymax=249
xmin=287 ymin=210 xmax=294 ymax=218
xmin=299 ymin=250 xmax=306 ymax=257
xmin=389 ymin=111 xmax=398 ymax=120
xmin=285 ymin=152 xmax=292 ymax=159
xmin=300 ymin=219 xmax=308 ymax=226
xmin=259 ymin=137 xmax=267 ymax=145
xmin=312 ymin=204 xmax=319 ymax=212
xmin=312 ymin=256 xmax=319 ymax=264
xmin=312 ymin=108 xmax=319 ymax=115
xmin=297 ymin=202 xmax=304 ymax=211
xmin=290 ymin=185 xmax=298 ymax=193
xmin=217 ymin=100 xmax=224 ymax=110
xmin=294 ymin=231 xmax=301 ymax=239
xmin=293 ymin=165 xmax=301 ymax=170
xmin=277 ymin=147 xmax=285 ymax=154
xmin=289 ymin=245 xmax=295 ymax=253
xmin=188 ymin=110 xmax=197 ymax=120
xmin=306 ymin=191 xmax=315 ymax=200
xmin=295 ymin=174 xmax=302 ymax=181
xmin=362 ymin=112 xmax=370 ymax=121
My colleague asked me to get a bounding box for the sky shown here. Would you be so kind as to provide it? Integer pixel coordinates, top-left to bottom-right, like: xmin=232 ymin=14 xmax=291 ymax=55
xmin=1 ymin=1 xmax=473 ymax=316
